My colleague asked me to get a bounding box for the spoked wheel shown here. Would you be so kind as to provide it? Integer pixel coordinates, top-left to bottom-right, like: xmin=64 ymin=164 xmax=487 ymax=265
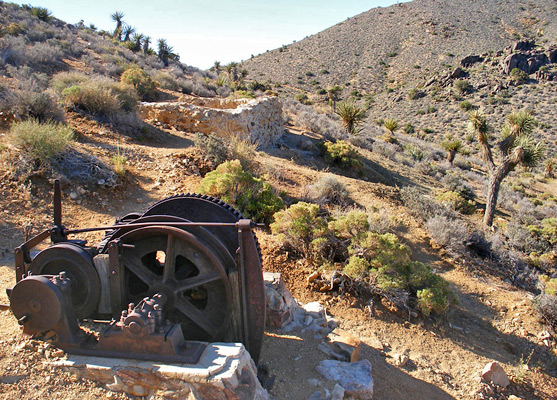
xmin=118 ymin=226 xmax=232 ymax=341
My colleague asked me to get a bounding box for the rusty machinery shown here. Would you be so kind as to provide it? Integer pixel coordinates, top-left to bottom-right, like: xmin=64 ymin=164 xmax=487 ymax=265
xmin=7 ymin=181 xmax=266 ymax=363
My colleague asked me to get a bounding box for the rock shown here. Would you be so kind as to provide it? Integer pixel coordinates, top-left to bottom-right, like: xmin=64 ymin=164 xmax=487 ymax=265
xmin=327 ymin=329 xmax=361 ymax=362
xmin=450 ymin=67 xmax=466 ymax=79
xmin=393 ymin=353 xmax=409 ymax=367
xmin=69 ymin=192 xmax=78 ymax=200
xmin=303 ymin=302 xmax=326 ymax=320
xmin=481 ymin=361 xmax=510 ymax=388
xmin=512 ymin=40 xmax=535 ymax=51
xmin=264 ymin=273 xmax=295 ymax=329
xmin=508 ymin=396 xmax=523 ymax=400
xmin=315 ymin=359 xmax=373 ymax=399
xmin=331 ymin=384 xmax=345 ymax=400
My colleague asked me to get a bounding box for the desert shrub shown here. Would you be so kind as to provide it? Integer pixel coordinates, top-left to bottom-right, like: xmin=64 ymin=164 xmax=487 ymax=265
xmin=440 ymin=173 xmax=475 ymax=200
xmin=50 ymin=72 xmax=90 ymax=93
xmin=400 ymin=186 xmax=455 ymax=222
xmin=307 ymin=174 xmax=350 ymax=206
xmin=198 ymin=160 xmax=283 ymax=224
xmin=436 ymin=191 xmax=476 ymax=214
xmin=6 ymin=89 xmax=64 ymax=122
xmin=152 ymin=72 xmax=179 ymax=91
xmin=321 ymin=140 xmax=363 ymax=169
xmin=270 ymin=202 xmax=328 ymax=257
xmin=408 ymin=88 xmax=425 ymax=100
xmin=459 ymin=100 xmax=474 ymax=111
xmin=403 ymin=123 xmax=415 ymax=134
xmin=426 ymin=215 xmax=469 ymax=252
xmin=454 ymin=79 xmax=472 ymax=94
xmin=510 ymin=68 xmax=529 ymax=84
xmin=295 ymin=93 xmax=311 ymax=105
xmin=194 ymin=133 xmax=229 ymax=166
xmin=120 ymin=67 xmax=157 ymax=101
xmin=533 ymin=294 xmax=557 ymax=331
xmin=272 ymin=204 xmax=455 ymax=315
xmin=9 ymin=119 xmax=74 ymax=164
xmin=112 ymin=155 xmax=127 ymax=176
xmin=403 ymin=144 xmax=424 ymax=161
xmin=59 ymin=75 xmax=137 ymax=117
xmin=349 ymin=132 xmax=375 ymax=151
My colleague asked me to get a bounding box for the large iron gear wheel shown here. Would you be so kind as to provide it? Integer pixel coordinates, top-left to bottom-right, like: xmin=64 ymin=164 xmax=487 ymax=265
xmin=117 ymin=226 xmax=233 ymax=342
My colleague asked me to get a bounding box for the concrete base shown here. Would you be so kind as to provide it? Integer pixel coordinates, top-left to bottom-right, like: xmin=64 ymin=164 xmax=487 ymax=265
xmin=52 ymin=343 xmax=268 ymax=399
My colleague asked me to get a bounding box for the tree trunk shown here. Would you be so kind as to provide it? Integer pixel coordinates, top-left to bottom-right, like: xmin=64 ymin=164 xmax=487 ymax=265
xmin=483 ymin=160 xmax=515 ymax=226
xmin=447 ymin=150 xmax=456 ymax=164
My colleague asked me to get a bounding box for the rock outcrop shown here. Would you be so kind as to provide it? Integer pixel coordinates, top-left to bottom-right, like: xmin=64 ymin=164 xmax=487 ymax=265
xmin=139 ymin=96 xmax=284 ymax=147
xmin=501 ymin=41 xmax=557 ymax=75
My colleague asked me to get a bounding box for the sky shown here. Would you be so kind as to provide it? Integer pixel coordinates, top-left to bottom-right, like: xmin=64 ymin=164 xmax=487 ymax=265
xmin=21 ymin=0 xmax=406 ymax=70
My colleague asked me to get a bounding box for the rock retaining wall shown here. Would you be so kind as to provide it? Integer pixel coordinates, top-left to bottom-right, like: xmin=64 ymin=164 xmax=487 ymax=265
xmin=139 ymin=96 xmax=284 ymax=147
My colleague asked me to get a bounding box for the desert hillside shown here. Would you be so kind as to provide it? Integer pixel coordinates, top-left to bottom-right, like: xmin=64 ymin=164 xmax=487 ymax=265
xmin=0 ymin=2 xmax=556 ymax=400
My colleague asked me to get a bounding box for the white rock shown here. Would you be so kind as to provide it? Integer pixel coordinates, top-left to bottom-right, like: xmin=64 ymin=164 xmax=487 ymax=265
xmin=481 ymin=361 xmax=510 ymax=387
xmin=315 ymin=359 xmax=373 ymax=399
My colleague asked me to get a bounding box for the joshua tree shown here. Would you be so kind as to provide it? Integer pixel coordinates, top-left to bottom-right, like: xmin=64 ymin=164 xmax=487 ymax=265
xmin=111 ymin=11 xmax=125 ymax=41
xmin=468 ymin=110 xmax=545 ymax=226
xmin=122 ymin=25 xmax=135 ymax=42
xmin=131 ymin=33 xmax=143 ymax=52
xmin=336 ymin=101 xmax=366 ymax=135
xmin=326 ymin=85 xmax=342 ymax=112
xmin=213 ymin=61 xmax=221 ymax=74
xmin=142 ymin=36 xmax=151 ymax=54
xmin=225 ymin=62 xmax=239 ymax=81
xmin=441 ymin=138 xmax=463 ymax=164
xmin=157 ymin=39 xmax=179 ymax=66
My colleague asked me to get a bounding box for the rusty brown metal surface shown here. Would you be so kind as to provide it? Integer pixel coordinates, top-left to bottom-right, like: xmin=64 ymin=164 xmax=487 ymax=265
xmin=238 ymin=219 xmax=266 ymax=363
xmin=9 ymin=189 xmax=266 ymax=365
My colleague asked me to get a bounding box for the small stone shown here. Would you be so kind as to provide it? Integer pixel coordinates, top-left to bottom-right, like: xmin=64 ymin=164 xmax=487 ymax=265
xmin=303 ymin=301 xmax=326 ymax=319
xmin=69 ymin=192 xmax=78 ymax=200
xmin=78 ymin=187 xmax=86 ymax=195
xmin=393 ymin=353 xmax=409 ymax=367
xmin=481 ymin=361 xmax=510 ymax=388
xmin=331 ymin=383 xmax=345 ymax=400
xmin=327 ymin=329 xmax=362 ymax=362
xmin=307 ymin=271 xmax=320 ymax=283
xmin=97 ymin=179 xmax=105 ymax=185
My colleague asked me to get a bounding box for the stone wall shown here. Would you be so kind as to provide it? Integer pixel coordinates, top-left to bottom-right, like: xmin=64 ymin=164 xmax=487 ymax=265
xmin=139 ymin=96 xmax=284 ymax=147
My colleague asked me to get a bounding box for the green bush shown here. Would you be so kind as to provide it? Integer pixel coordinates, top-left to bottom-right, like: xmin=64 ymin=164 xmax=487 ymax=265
xmin=9 ymin=90 xmax=64 ymax=122
xmin=403 ymin=123 xmax=415 ymax=134
xmin=459 ymin=100 xmax=474 ymax=111
xmin=270 ymin=202 xmax=328 ymax=257
xmin=321 ymin=140 xmax=363 ymax=169
xmin=198 ymin=160 xmax=283 ymax=224
xmin=120 ymin=67 xmax=157 ymax=101
xmin=510 ymin=68 xmax=529 ymax=84
xmin=61 ymin=81 xmax=136 ymax=117
xmin=271 ymin=204 xmax=455 ymax=316
xmin=436 ymin=191 xmax=476 ymax=214
xmin=9 ymin=119 xmax=74 ymax=163
xmin=408 ymin=88 xmax=425 ymax=100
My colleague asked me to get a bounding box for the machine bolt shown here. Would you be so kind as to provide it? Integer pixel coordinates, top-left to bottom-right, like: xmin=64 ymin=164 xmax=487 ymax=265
xmin=18 ymin=314 xmax=30 ymax=325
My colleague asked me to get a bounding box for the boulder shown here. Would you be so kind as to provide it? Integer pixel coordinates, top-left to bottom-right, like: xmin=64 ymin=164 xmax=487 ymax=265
xmin=327 ymin=329 xmax=362 ymax=363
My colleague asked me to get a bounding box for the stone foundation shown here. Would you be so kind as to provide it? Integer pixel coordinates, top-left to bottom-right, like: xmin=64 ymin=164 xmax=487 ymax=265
xmin=139 ymin=96 xmax=284 ymax=147
xmin=52 ymin=343 xmax=268 ymax=399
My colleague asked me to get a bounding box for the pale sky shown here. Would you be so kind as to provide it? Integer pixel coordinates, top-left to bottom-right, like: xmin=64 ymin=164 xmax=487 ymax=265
xmin=20 ymin=0 xmax=406 ymax=69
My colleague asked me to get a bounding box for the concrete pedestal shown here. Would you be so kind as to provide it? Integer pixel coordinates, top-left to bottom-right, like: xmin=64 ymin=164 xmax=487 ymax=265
xmin=52 ymin=343 xmax=268 ymax=399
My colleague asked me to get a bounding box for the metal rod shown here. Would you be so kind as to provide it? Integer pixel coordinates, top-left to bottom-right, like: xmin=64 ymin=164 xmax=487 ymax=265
xmin=65 ymin=221 xmax=265 ymax=235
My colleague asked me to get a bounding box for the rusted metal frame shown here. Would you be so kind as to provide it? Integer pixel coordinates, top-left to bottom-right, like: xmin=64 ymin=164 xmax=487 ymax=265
xmin=64 ymin=221 xmax=264 ymax=235
xmin=14 ymin=229 xmax=51 ymax=282
xmin=107 ymin=240 xmax=123 ymax=317
xmin=237 ymin=219 xmax=265 ymax=363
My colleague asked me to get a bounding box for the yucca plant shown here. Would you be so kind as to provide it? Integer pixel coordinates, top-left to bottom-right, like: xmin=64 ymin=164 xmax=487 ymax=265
xmin=336 ymin=101 xmax=366 ymax=135
xmin=440 ymin=139 xmax=463 ymax=164
xmin=468 ymin=110 xmax=546 ymax=226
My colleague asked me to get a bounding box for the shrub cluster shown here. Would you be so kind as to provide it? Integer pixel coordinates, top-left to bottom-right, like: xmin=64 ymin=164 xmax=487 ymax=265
xmin=321 ymin=140 xmax=363 ymax=170
xmin=193 ymin=132 xmax=258 ymax=173
xmin=198 ymin=160 xmax=283 ymax=224
xmin=8 ymin=119 xmax=74 ymax=164
xmin=271 ymin=204 xmax=455 ymax=316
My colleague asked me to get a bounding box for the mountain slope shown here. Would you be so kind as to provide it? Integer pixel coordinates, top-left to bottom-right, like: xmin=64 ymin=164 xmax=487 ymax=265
xmin=242 ymin=0 xmax=556 ymax=93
